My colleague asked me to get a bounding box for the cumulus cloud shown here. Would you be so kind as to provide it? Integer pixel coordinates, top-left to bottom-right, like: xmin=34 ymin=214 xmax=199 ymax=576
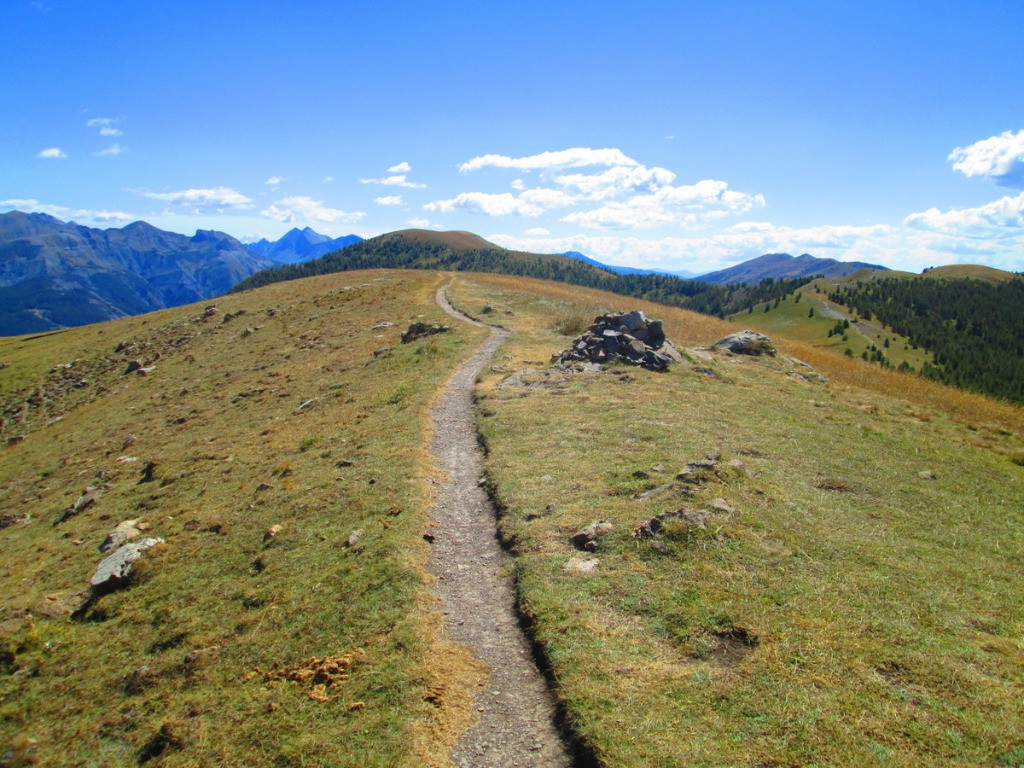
xmin=1 ymin=198 xmax=132 ymax=224
xmin=142 ymin=186 xmax=254 ymax=211
xmin=460 ymin=147 xmax=639 ymax=173
xmin=524 ymin=227 xmax=550 ymax=236
xmin=440 ymin=147 xmax=765 ymax=229
xmin=95 ymin=143 xmax=123 ymax=156
xmin=555 ymin=165 xmax=677 ymax=200
xmin=388 ymin=161 xmax=411 ymax=173
xmin=949 ymin=129 xmax=1024 ymax=188
xmin=424 ymin=192 xmax=544 ymax=217
xmin=374 ymin=195 xmax=404 ymax=206
xmin=265 ymin=176 xmax=283 ymax=186
xmin=488 ymin=221 xmax=905 ymax=275
xmin=406 ymin=218 xmax=432 ymax=227
xmin=518 ymin=188 xmax=579 ymax=209
xmin=37 ymin=147 xmax=67 ymax=159
xmin=359 ymin=174 xmax=425 ymax=188
xmin=904 ymin=192 xmax=1024 ymax=237
xmin=261 ymin=196 xmax=366 ymax=224
xmin=562 ymin=180 xmax=765 ymax=230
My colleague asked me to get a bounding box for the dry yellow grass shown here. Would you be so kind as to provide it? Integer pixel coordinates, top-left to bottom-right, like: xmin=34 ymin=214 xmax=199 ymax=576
xmin=0 ymin=269 xmax=488 ymax=767
xmin=448 ymin=272 xmax=1024 ymax=767
xmin=454 ymin=272 xmax=1024 ymax=437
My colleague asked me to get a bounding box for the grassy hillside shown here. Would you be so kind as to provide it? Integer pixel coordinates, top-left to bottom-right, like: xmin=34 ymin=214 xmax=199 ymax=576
xmin=0 ymin=270 xmax=486 ymax=767
xmin=231 ymin=228 xmax=810 ymax=320
xmin=450 ymin=273 xmax=1024 ymax=767
xmin=3 ymin=268 xmax=1023 ymax=767
xmin=729 ymin=270 xmax=1024 ymax=404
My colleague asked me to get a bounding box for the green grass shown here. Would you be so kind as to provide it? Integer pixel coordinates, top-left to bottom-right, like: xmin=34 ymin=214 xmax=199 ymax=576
xmin=4 ymin=268 xmax=1023 ymax=767
xmin=729 ymin=283 xmax=936 ymax=373
xmin=452 ymin=274 xmax=1024 ymax=767
xmin=0 ymin=270 xmax=487 ymax=767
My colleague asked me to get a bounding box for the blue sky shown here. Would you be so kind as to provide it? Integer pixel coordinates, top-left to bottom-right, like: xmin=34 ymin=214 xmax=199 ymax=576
xmin=3 ymin=0 xmax=1023 ymax=273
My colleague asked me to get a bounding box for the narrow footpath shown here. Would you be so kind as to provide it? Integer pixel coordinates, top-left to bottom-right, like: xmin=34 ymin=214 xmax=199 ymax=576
xmin=430 ymin=285 xmax=572 ymax=768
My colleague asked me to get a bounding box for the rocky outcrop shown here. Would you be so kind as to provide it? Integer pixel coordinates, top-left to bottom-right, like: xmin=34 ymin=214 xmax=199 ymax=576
xmin=551 ymin=310 xmax=684 ymax=371
xmin=90 ymin=538 xmax=164 ymax=594
xmin=713 ymin=330 xmax=776 ymax=356
xmin=401 ymin=322 xmax=449 ymax=343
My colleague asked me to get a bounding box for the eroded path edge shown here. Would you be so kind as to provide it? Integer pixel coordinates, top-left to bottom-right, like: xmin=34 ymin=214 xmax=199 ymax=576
xmin=429 ymin=284 xmax=572 ymax=768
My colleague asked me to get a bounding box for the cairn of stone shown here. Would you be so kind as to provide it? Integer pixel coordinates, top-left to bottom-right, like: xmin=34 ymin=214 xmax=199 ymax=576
xmin=551 ymin=310 xmax=683 ymax=371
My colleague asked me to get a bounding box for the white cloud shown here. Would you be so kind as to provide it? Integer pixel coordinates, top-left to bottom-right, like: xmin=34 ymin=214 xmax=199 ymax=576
xmin=904 ymin=191 xmax=1024 ymax=237
xmin=488 ymin=212 xmax=1024 ymax=275
xmin=86 ymin=118 xmax=123 ymax=137
xmin=555 ymin=165 xmax=677 ymax=200
xmin=374 ymin=195 xmax=404 ymax=206
xmin=489 ymin=222 xmax=897 ymax=273
xmin=142 ymin=186 xmax=254 ymax=211
xmin=406 ymin=218 xmax=432 ymax=227
xmin=562 ymin=180 xmax=765 ymax=230
xmin=95 ymin=143 xmax=124 ymax=156
xmin=37 ymin=147 xmax=67 ymax=159
xmin=424 ymin=192 xmax=544 ymax=217
xmin=323 ymin=176 xmax=334 ymax=183
xmin=359 ymin=174 xmax=425 ymax=188
xmin=1 ymin=198 xmax=132 ymax=224
xmin=524 ymin=227 xmax=550 ymax=236
xmin=949 ymin=129 xmax=1024 ymax=188
xmin=265 ymin=176 xmax=284 ymax=185
xmin=388 ymin=161 xmax=411 ymax=173
xmin=444 ymin=147 xmax=764 ymax=230
xmin=518 ymin=187 xmax=579 ymax=209
xmin=261 ymin=196 xmax=366 ymax=225
xmin=460 ymin=147 xmax=639 ymax=173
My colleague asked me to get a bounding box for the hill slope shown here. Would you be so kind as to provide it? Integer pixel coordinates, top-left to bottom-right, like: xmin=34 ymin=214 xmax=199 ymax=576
xmin=0 ymin=211 xmax=275 ymax=335
xmin=233 ymin=228 xmax=810 ymax=320
xmin=451 ymin=273 xmax=1024 ymax=768
xmin=0 ymin=270 xmax=487 ymax=767
xmin=2 ymin=269 xmax=1022 ymax=766
xmin=698 ymin=252 xmax=890 ymax=283
xmin=728 ymin=270 xmax=1024 ymax=404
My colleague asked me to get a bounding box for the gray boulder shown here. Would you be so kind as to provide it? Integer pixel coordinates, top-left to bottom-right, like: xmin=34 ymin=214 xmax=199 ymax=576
xmin=714 ymin=331 xmax=776 ymax=356
xmin=90 ymin=538 xmax=164 ymax=593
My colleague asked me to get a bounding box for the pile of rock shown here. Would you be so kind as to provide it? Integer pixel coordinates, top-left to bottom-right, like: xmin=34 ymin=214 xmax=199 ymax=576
xmin=401 ymin=322 xmax=449 ymax=344
xmin=551 ymin=310 xmax=684 ymax=371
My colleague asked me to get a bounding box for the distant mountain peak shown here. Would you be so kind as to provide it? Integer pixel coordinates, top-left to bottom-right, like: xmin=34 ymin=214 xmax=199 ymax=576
xmin=697 ymin=252 xmax=890 ymax=284
xmin=0 ymin=210 xmax=274 ymax=335
xmin=243 ymin=227 xmax=363 ymax=264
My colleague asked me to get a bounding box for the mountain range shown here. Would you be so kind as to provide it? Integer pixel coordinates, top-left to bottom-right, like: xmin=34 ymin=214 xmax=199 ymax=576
xmin=245 ymin=227 xmax=363 ymax=264
xmin=562 ymin=250 xmax=699 ymax=279
xmin=697 ymin=252 xmax=890 ymax=283
xmin=0 ymin=213 xmax=362 ymax=336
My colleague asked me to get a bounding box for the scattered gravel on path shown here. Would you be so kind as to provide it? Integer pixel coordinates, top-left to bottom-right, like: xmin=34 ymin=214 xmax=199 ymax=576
xmin=430 ymin=286 xmax=572 ymax=768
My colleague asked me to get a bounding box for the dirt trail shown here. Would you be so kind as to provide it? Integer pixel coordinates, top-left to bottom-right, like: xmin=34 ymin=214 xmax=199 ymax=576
xmin=430 ymin=285 xmax=572 ymax=768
